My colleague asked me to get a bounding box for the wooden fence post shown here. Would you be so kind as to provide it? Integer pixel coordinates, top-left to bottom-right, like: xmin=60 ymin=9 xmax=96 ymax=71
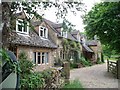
xmin=117 ymin=60 xmax=120 ymax=79
xmin=63 ymin=61 xmax=70 ymax=84
xmin=107 ymin=59 xmax=109 ymax=72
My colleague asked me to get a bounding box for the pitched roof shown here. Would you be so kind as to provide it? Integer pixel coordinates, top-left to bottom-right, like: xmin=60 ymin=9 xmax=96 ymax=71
xmin=67 ymin=32 xmax=78 ymax=41
xmin=71 ymin=30 xmax=79 ymax=35
xmin=43 ymin=19 xmax=80 ymax=41
xmin=43 ymin=18 xmax=62 ymax=29
xmin=32 ymin=18 xmax=81 ymax=43
xmin=82 ymin=44 xmax=93 ymax=53
xmin=8 ymin=30 xmax=57 ymax=49
xmin=32 ymin=20 xmax=42 ymax=26
xmin=6 ymin=12 xmax=57 ymax=48
xmin=86 ymin=40 xmax=98 ymax=46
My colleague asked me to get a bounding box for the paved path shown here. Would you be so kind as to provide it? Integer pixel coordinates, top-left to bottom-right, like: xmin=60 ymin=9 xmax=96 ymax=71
xmin=70 ymin=62 xmax=118 ymax=88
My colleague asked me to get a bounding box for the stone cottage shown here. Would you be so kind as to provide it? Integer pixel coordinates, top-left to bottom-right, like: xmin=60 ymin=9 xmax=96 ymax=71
xmin=2 ymin=11 xmax=57 ymax=71
xmin=80 ymin=34 xmax=102 ymax=63
xmin=41 ymin=19 xmax=82 ymax=63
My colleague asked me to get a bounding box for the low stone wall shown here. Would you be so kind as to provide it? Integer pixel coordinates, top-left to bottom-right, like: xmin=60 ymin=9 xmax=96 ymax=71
xmin=43 ymin=67 xmax=65 ymax=89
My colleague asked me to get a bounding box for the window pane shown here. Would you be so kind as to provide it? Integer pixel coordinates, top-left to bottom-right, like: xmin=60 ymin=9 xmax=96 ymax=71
xmin=38 ymin=52 xmax=41 ymax=64
xmin=38 ymin=56 xmax=40 ymax=64
xmin=38 ymin=52 xmax=40 ymax=55
xmin=24 ymin=22 xmax=27 ymax=32
xmin=18 ymin=20 xmax=23 ymax=32
xmin=46 ymin=52 xmax=49 ymax=63
xmin=44 ymin=28 xmax=46 ymax=38
xmin=40 ymin=30 xmax=43 ymax=37
xmin=41 ymin=27 xmax=43 ymax=29
xmin=18 ymin=24 xmax=22 ymax=32
xmin=33 ymin=52 xmax=36 ymax=64
xmin=42 ymin=52 xmax=45 ymax=64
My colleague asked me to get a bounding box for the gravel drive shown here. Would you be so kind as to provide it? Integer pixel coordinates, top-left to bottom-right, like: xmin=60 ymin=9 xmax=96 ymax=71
xmin=70 ymin=62 xmax=119 ymax=88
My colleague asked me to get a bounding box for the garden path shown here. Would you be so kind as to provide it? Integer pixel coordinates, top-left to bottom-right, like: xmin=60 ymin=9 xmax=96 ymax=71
xmin=70 ymin=62 xmax=118 ymax=88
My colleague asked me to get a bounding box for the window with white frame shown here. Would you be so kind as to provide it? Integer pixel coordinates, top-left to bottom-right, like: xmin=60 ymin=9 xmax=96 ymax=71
xmin=33 ymin=52 xmax=49 ymax=65
xmin=16 ymin=19 xmax=29 ymax=35
xmin=39 ymin=26 xmax=48 ymax=39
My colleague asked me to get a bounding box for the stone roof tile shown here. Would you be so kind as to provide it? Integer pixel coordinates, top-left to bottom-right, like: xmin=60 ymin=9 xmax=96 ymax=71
xmin=9 ymin=30 xmax=57 ymax=49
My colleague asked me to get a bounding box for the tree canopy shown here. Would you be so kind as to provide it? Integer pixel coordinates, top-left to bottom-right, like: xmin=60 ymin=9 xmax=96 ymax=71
xmin=83 ymin=2 xmax=120 ymax=53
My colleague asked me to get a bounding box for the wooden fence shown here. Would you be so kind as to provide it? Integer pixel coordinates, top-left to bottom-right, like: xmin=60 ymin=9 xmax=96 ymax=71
xmin=107 ymin=59 xmax=120 ymax=79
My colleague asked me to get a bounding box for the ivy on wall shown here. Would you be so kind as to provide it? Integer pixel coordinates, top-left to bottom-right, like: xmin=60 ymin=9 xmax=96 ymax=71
xmin=62 ymin=39 xmax=81 ymax=63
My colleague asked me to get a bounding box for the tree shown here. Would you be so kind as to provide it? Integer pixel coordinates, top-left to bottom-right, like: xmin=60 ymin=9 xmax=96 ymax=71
xmin=83 ymin=2 xmax=120 ymax=53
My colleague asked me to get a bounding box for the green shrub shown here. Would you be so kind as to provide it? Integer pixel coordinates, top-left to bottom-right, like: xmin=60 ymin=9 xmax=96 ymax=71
xmin=81 ymin=57 xmax=92 ymax=66
xmin=18 ymin=51 xmax=34 ymax=75
xmin=70 ymin=57 xmax=93 ymax=69
xmin=70 ymin=63 xmax=78 ymax=69
xmin=20 ymin=72 xmax=45 ymax=89
xmin=18 ymin=51 xmax=45 ymax=89
xmin=19 ymin=59 xmax=34 ymax=74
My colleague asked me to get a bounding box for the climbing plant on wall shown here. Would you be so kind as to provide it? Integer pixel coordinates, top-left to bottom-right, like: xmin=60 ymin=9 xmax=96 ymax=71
xmin=62 ymin=39 xmax=81 ymax=63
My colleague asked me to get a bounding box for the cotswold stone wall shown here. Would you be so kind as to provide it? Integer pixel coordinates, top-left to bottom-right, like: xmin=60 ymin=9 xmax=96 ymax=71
xmin=41 ymin=68 xmax=64 ymax=89
xmin=17 ymin=45 xmax=55 ymax=71
xmin=43 ymin=62 xmax=70 ymax=89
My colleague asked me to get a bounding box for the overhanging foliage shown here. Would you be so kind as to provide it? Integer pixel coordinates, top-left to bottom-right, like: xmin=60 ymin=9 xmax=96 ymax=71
xmin=83 ymin=2 xmax=120 ymax=53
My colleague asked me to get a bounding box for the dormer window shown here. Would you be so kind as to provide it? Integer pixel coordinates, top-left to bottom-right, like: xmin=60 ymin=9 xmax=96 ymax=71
xmin=39 ymin=26 xmax=48 ymax=39
xmin=61 ymin=28 xmax=67 ymax=38
xmin=16 ymin=19 xmax=29 ymax=35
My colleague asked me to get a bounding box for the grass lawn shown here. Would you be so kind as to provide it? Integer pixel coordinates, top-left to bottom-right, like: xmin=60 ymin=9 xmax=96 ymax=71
xmin=62 ymin=79 xmax=84 ymax=89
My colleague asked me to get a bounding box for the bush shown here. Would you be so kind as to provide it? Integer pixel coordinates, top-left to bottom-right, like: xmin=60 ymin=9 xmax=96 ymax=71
xmin=20 ymin=72 xmax=45 ymax=89
xmin=19 ymin=51 xmax=65 ymax=89
xmin=81 ymin=57 xmax=92 ymax=66
xmin=19 ymin=58 xmax=34 ymax=74
xmin=18 ymin=51 xmax=45 ymax=89
xmin=70 ymin=63 xmax=78 ymax=69
xmin=18 ymin=51 xmax=34 ymax=75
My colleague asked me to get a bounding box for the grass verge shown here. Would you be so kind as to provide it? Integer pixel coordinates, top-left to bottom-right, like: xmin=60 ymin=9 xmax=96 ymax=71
xmin=62 ymin=79 xmax=84 ymax=90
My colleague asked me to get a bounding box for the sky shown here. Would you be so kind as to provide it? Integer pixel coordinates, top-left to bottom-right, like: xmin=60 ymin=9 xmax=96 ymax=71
xmin=40 ymin=0 xmax=101 ymax=32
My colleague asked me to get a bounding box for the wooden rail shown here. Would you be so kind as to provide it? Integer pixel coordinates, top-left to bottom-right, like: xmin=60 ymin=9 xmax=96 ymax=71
xmin=107 ymin=59 xmax=120 ymax=79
